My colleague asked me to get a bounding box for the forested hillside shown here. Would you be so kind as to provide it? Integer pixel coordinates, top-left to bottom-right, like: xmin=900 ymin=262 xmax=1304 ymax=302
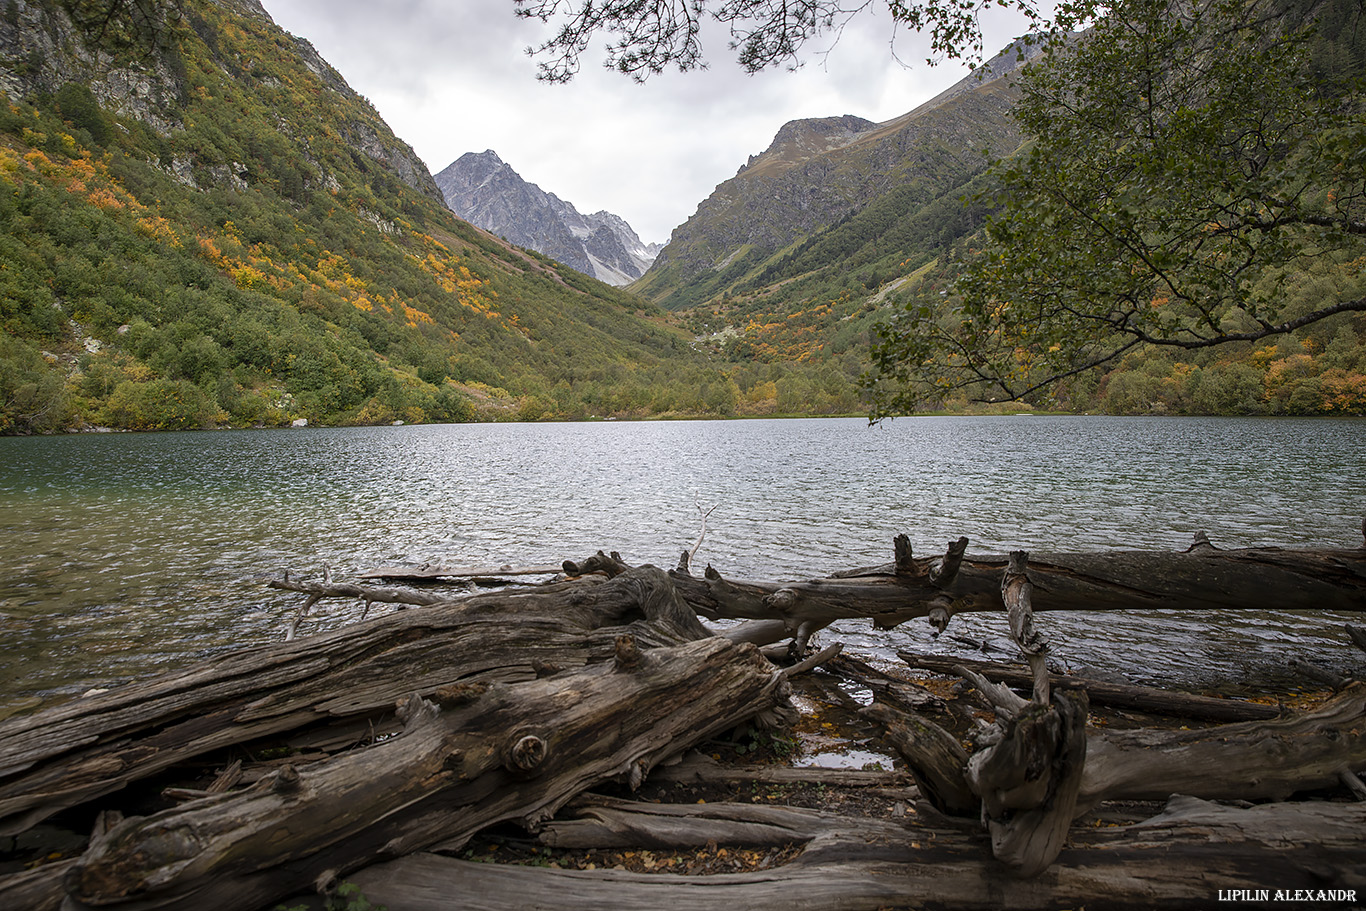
xmin=630 ymin=45 xmax=1034 ymax=414
xmin=0 ymin=0 xmax=806 ymax=432
xmin=644 ymin=4 xmax=1365 ymax=418
xmin=4 ymin=0 xmax=1360 ymax=433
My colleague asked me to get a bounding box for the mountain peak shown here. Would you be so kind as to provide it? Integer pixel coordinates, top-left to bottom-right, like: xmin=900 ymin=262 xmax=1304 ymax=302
xmin=638 ymin=41 xmax=1036 ymax=308
xmin=739 ymin=114 xmax=877 ymax=177
xmin=461 ymin=149 xmax=506 ymax=167
xmin=770 ymin=114 xmax=877 ymax=148
xmin=433 ymin=153 xmax=660 ymax=285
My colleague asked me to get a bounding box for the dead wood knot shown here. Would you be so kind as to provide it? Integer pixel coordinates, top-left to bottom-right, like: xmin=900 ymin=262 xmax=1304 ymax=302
xmin=505 ymin=733 xmax=548 ymax=773
xmin=614 ymin=634 xmax=642 ymax=671
xmin=765 ymin=589 xmax=798 ymax=611
xmin=272 ymin=763 xmax=303 ymax=794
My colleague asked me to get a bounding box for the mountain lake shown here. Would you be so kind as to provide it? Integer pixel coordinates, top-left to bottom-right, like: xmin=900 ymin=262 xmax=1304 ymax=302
xmin=1 ymin=415 xmax=1363 ymax=709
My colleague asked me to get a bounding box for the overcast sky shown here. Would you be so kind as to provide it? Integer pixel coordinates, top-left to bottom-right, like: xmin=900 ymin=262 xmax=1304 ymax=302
xmin=263 ymin=0 xmax=1029 ymax=244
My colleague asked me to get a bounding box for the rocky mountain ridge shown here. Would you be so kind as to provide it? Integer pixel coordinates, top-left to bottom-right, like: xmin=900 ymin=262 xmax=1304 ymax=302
xmin=434 ymin=150 xmax=661 ymax=286
xmin=634 ymin=41 xmax=1044 ymax=309
xmin=0 ymin=0 xmax=443 ymax=205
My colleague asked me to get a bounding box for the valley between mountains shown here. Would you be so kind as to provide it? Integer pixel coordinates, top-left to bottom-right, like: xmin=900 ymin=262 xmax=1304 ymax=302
xmin=0 ymin=0 xmax=1362 ymax=434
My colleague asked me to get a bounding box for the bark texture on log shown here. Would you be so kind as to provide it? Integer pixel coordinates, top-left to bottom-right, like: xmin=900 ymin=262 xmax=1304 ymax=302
xmin=0 ymin=568 xmax=703 ymax=836
xmin=62 ymin=636 xmax=794 ymax=911
xmin=968 ymin=690 xmax=1089 ymax=877
xmin=646 ymin=539 xmax=1366 ymax=649
xmin=1077 ymin=681 xmax=1366 ymax=811
xmin=345 ymin=797 xmax=1366 ymax=911
xmin=898 ymin=653 xmax=1282 ymax=722
xmin=0 ymin=857 xmax=76 ymax=911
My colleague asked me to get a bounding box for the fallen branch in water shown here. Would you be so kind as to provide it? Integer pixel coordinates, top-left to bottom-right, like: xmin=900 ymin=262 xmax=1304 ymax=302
xmin=268 ymin=576 xmax=457 ymax=639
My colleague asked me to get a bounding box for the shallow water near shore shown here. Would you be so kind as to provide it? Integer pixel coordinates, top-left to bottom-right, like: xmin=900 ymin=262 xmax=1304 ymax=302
xmin=0 ymin=415 xmax=1362 ymax=705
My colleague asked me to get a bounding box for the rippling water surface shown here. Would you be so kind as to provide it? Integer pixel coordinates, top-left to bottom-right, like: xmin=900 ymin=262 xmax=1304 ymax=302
xmin=1 ymin=416 xmax=1362 ymax=703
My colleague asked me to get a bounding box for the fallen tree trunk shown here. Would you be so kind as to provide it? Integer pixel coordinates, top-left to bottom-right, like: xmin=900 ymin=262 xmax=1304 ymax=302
xmin=345 ymin=796 xmax=1366 ymax=911
xmin=18 ymin=527 xmax=1342 ymax=836
xmin=897 ymin=652 xmax=1283 ymax=722
xmin=6 ymin=529 xmax=1363 ymax=907
xmin=871 ymin=677 xmax=1366 ymax=819
xmin=61 ymin=636 xmax=795 ymax=911
xmin=0 ymin=567 xmax=706 ymax=836
xmin=1077 ymin=681 xmax=1366 ymax=811
xmin=562 ymin=530 xmax=1366 ymax=648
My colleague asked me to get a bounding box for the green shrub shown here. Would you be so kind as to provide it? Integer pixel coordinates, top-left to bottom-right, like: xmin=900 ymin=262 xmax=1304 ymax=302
xmin=102 ymin=378 xmax=218 ymax=430
xmin=0 ymin=335 xmax=67 ymax=433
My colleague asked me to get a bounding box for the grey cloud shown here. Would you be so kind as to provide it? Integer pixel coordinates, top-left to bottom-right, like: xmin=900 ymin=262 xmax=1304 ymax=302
xmin=264 ymin=0 xmax=993 ymax=243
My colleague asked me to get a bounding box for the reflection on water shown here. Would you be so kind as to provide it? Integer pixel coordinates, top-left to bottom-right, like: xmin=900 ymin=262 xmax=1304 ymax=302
xmin=1 ymin=416 xmax=1363 ymax=702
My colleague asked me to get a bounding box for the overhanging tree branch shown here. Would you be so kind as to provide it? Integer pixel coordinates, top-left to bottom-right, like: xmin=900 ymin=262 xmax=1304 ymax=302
xmin=511 ymin=0 xmax=1074 ymax=81
xmin=868 ymin=0 xmax=1366 ymax=410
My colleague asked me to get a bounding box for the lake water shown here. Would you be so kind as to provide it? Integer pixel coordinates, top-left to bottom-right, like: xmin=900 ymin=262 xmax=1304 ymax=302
xmin=1 ymin=416 xmax=1363 ymax=707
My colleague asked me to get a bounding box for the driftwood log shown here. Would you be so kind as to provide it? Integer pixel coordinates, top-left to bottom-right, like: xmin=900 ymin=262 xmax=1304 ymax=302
xmin=862 ymin=548 xmax=1366 ymax=876
xmin=61 ymin=635 xmax=794 ymax=911
xmin=563 ymin=531 xmax=1366 ymax=648
xmin=2 ymin=528 xmax=1364 ymax=910
xmin=897 ymin=653 xmax=1282 ymax=721
xmin=1077 ymin=681 xmax=1366 ymax=810
xmin=0 ymin=567 xmax=706 ymax=836
xmin=271 ymin=531 xmax=1366 ymax=657
xmin=345 ymin=796 xmax=1366 ymax=910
